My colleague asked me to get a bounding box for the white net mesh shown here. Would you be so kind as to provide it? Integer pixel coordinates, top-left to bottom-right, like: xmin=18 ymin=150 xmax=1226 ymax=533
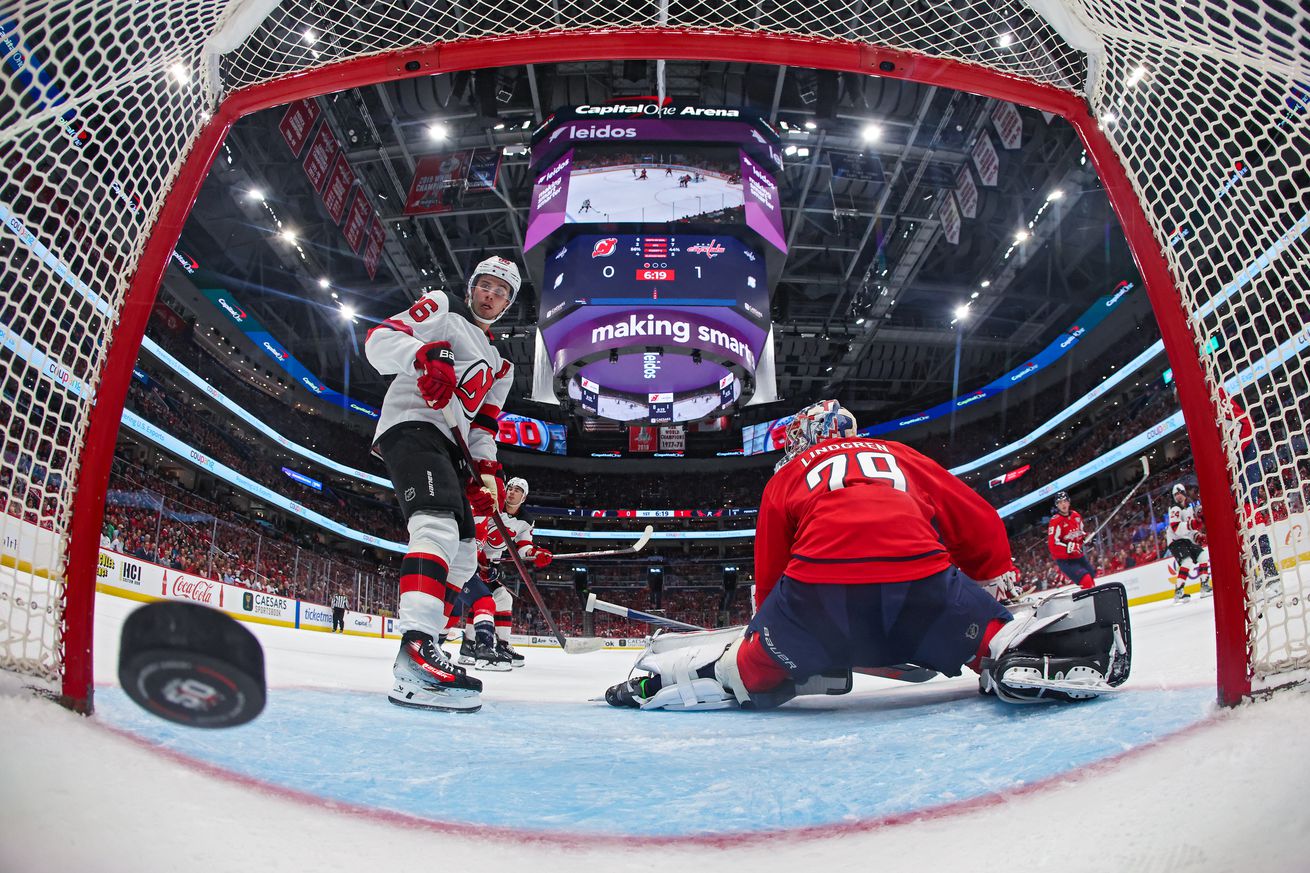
xmin=0 ymin=0 xmax=1306 ymax=698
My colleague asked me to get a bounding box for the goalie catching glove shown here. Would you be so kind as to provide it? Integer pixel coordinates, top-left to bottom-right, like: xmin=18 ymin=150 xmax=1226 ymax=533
xmin=414 ymin=341 xmax=456 ymax=410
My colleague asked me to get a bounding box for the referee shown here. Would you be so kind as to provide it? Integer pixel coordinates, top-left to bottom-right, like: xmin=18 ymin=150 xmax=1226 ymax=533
xmin=330 ymin=590 xmax=349 ymax=633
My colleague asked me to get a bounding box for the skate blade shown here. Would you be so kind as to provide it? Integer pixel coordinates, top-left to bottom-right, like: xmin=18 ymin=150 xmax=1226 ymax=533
xmin=457 ymin=656 xmax=475 ymax=666
xmin=389 ymin=681 xmax=482 ymax=712
xmin=474 ymin=660 xmax=513 ymax=672
xmin=1002 ymin=675 xmax=1121 ymax=696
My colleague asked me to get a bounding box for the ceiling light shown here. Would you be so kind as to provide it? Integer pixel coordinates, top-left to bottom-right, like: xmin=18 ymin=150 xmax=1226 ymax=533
xmin=279 ymin=228 xmax=297 ymax=243
xmin=804 ymin=121 xmax=817 ymax=130
xmin=980 ymin=280 xmax=991 ymax=288
xmin=302 ymin=28 xmax=318 ymax=45
xmin=970 ymin=291 xmax=979 ymax=299
xmin=1100 ymin=111 xmax=1118 ymax=126
xmin=426 ymin=122 xmax=447 ymax=141
xmin=996 ymin=33 xmax=1013 ymax=48
xmin=170 ymin=63 xmax=190 ymax=85
xmin=330 ymin=291 xmax=338 ymax=299
xmin=1014 ymin=229 xmax=1030 ymax=243
xmin=861 ymin=123 xmax=881 ymax=143
xmin=247 ymin=188 xmax=264 ymax=201
xmin=1045 ymin=188 xmax=1065 ymax=202
xmin=340 ymin=306 xmax=356 ymax=320
xmin=318 ymin=277 xmax=330 ymax=289
xmin=1126 ymin=66 xmax=1148 ymax=87
xmin=493 ymin=122 xmax=506 ymax=130
xmin=954 ymin=304 xmax=970 ymax=319
xmin=797 ymin=147 xmax=810 ymax=157
xmin=784 ymin=145 xmax=798 ymax=156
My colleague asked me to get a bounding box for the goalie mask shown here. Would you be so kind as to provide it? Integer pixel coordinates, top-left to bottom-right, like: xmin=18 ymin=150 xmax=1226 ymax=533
xmin=777 ymin=400 xmax=858 ymax=470
xmin=466 ymin=256 xmax=521 ymax=325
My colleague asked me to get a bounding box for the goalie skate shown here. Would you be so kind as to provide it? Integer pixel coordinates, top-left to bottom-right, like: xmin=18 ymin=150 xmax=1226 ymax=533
xmin=993 ymin=654 xmax=1123 ymax=702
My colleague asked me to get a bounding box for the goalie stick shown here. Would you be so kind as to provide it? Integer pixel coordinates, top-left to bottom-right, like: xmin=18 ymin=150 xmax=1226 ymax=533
xmin=549 ymin=525 xmax=654 ymax=560
xmin=585 ymin=593 xmax=937 ymax=683
xmin=441 ymin=407 xmax=604 ymax=655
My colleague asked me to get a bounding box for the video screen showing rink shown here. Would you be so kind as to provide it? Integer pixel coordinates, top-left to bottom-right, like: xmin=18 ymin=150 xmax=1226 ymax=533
xmin=565 ymin=159 xmax=744 ymax=225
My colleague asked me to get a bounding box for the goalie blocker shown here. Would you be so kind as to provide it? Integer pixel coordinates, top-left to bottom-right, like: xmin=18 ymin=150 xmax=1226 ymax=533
xmin=604 ymin=583 xmax=1131 ymax=710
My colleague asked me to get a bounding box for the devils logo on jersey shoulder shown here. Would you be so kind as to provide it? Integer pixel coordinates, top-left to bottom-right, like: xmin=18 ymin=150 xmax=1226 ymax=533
xmin=456 ymin=361 xmax=496 ymax=416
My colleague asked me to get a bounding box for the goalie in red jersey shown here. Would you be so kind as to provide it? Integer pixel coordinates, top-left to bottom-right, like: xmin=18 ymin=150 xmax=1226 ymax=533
xmin=604 ymin=400 xmax=1132 ymax=710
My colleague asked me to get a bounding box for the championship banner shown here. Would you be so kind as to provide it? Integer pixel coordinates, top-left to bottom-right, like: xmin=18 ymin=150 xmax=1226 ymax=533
xmin=659 ymin=426 xmax=685 ymax=451
xmin=302 ymin=123 xmax=339 ymax=193
xmin=278 ymin=98 xmax=320 ymax=156
xmin=322 ymin=153 xmax=356 ymax=225
xmin=342 ymin=189 xmax=370 ymax=253
xmin=629 ymin=425 xmax=658 ymax=452
xmin=403 ymin=151 xmax=471 ymax=215
xmin=362 ymin=214 xmax=386 ymax=279
xmin=955 ymin=165 xmax=979 ymax=218
xmin=971 ymin=131 xmax=1000 ymax=187
xmin=467 ymin=150 xmax=502 ymax=191
xmin=939 ymin=192 xmax=962 ymax=245
xmin=992 ymin=101 xmax=1024 ymax=150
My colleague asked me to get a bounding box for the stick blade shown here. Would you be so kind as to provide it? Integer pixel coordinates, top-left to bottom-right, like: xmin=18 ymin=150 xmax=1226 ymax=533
xmin=631 ymin=524 xmax=654 ymax=552
xmin=562 ymin=637 xmax=608 ymax=655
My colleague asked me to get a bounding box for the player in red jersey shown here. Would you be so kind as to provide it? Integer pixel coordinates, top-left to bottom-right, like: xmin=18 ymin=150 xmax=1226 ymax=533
xmin=604 ymin=400 xmax=1132 ymax=710
xmin=1047 ymin=491 xmax=1096 ymax=589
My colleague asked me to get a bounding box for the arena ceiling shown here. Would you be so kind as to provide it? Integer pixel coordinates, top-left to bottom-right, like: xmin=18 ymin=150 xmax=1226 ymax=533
xmin=175 ymin=59 xmax=1141 ymax=429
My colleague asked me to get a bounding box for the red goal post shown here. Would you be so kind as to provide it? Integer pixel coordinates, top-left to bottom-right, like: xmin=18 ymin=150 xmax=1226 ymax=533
xmin=2 ymin=1 xmax=1305 ymax=712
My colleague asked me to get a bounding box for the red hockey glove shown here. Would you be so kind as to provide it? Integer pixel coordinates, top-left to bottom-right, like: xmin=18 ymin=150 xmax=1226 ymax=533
xmin=414 ymin=342 xmax=456 ymax=410
xmin=475 ymin=459 xmax=506 ymax=510
xmin=531 ymin=547 xmax=553 ymax=569
xmin=465 ymin=477 xmax=495 ymax=516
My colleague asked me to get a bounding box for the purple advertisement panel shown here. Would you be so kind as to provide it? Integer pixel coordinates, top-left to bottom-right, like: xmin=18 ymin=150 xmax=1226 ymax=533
xmin=534 ymin=118 xmax=782 ymax=173
xmin=545 ymin=306 xmax=767 ymax=374
xmin=524 ymin=149 xmax=573 ymax=250
xmin=740 ymin=150 xmax=786 ymax=253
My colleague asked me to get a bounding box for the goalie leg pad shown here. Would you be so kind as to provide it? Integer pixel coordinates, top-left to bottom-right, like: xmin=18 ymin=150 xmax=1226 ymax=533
xmin=627 ymin=632 xmax=745 ymax=711
xmin=981 ymin=583 xmax=1132 ymax=702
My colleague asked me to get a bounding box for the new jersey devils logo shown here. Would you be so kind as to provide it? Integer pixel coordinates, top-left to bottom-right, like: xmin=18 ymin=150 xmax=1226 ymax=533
xmin=591 ymin=238 xmax=617 ymax=258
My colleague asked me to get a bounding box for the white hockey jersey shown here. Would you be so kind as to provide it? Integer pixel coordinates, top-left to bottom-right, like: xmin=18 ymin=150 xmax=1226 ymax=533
xmin=364 ymin=289 xmax=513 ymax=466
xmin=476 ymin=511 xmax=535 ymax=561
xmin=1166 ymin=503 xmax=1202 ymax=545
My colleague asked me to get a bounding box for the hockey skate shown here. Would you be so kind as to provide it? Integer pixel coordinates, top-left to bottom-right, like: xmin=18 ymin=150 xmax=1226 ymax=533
xmin=389 ymin=630 xmax=483 ymax=712
xmin=472 ymin=639 xmax=512 ymax=672
xmin=980 ymin=583 xmax=1132 ymax=704
xmin=457 ymin=636 xmax=476 ymax=666
xmin=1173 ymin=583 xmax=1191 ymax=602
xmin=497 ymin=640 xmax=525 ymax=668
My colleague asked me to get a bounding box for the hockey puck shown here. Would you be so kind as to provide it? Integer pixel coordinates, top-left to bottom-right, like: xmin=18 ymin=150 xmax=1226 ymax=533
xmin=118 ymin=602 xmax=266 ymax=728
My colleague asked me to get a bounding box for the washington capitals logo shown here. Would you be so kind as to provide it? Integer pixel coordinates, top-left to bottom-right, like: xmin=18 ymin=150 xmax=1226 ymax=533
xmin=687 ymin=239 xmax=727 ymax=259
xmin=591 ymin=238 xmax=617 ymax=258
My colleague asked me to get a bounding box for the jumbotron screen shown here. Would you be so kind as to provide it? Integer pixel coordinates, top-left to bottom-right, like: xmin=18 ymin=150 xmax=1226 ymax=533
xmin=541 ymin=233 xmax=769 ymax=323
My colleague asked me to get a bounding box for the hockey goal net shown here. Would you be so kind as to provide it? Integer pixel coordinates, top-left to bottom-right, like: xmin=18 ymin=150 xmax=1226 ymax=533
xmin=1 ymin=1 xmax=1306 ymax=710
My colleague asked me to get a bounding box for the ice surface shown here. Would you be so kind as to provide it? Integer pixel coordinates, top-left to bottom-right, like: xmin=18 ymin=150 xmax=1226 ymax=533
xmin=3 ymin=587 xmax=1310 ymax=872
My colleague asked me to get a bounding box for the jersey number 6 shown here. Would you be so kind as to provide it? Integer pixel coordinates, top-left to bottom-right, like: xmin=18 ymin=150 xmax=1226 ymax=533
xmin=805 ymin=450 xmax=908 ymax=493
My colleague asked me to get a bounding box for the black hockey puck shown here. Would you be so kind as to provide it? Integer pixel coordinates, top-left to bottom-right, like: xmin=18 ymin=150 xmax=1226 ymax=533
xmin=118 ymin=602 xmax=266 ymax=728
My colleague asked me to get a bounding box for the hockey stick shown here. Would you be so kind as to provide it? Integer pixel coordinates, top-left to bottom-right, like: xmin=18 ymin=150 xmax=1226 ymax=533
xmin=585 ymin=592 xmax=704 ymax=631
xmin=585 ymin=593 xmax=937 ymax=683
xmin=1088 ymin=455 xmax=1152 ymax=543
xmin=440 ymin=407 xmax=604 ymax=655
xmin=549 ymin=525 xmax=654 ymax=560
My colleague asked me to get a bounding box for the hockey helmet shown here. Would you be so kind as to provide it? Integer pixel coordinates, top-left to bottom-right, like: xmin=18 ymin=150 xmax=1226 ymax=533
xmin=1172 ymin=482 xmax=1188 ymax=497
xmin=1053 ymin=490 xmax=1071 ymax=504
xmin=506 ymin=477 xmax=529 ymax=498
xmin=467 ymin=256 xmax=521 ymax=324
xmin=778 ymin=400 xmax=858 ymax=469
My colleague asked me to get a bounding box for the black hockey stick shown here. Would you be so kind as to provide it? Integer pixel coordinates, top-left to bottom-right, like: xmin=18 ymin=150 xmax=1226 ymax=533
xmin=441 ymin=407 xmax=603 ymax=655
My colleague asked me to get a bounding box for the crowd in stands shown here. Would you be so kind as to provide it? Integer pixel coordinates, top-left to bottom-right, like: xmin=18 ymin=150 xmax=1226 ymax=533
xmin=94 ymin=299 xmax=1310 ymax=637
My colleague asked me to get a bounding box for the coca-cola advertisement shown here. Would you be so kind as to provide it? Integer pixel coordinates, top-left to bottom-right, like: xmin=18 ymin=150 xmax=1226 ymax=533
xmin=171 ymin=573 xmax=217 ymax=605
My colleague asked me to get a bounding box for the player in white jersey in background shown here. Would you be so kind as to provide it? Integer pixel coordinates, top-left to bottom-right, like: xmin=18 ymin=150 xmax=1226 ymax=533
xmin=364 ymin=256 xmax=520 ymax=712
xmin=464 ymin=476 xmax=552 ymax=668
xmin=1165 ymin=482 xmax=1209 ymax=601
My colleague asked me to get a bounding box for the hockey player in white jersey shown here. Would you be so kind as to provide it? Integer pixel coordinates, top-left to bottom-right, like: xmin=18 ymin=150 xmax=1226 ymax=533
xmin=365 ymin=256 xmax=520 ymax=712
xmin=462 ymin=476 xmax=552 ymax=669
xmin=1166 ymin=483 xmax=1208 ymax=600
